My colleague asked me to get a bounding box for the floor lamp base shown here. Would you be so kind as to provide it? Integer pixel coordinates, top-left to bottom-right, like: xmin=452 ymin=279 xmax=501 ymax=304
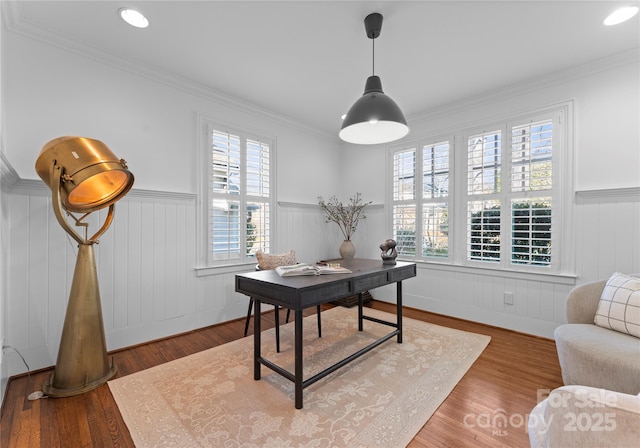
xmin=42 ymin=362 xmax=117 ymax=398
xmin=42 ymin=243 xmax=117 ymax=398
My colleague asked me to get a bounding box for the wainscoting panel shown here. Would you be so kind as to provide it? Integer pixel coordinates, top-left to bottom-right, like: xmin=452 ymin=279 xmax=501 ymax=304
xmin=277 ymin=202 xmax=334 ymax=263
xmin=393 ymin=267 xmax=573 ymax=337
xmin=4 ymin=185 xmax=639 ymax=378
xmin=384 ymin=191 xmax=639 ymax=338
xmin=5 ymin=189 xmax=332 ymax=377
xmin=575 ymin=199 xmax=640 ymax=280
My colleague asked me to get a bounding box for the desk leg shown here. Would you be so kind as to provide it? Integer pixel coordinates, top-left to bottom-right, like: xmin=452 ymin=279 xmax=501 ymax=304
xmin=294 ymin=309 xmax=303 ymax=409
xmin=358 ymin=292 xmax=364 ymax=331
xmin=254 ymin=299 xmax=261 ymax=380
xmin=397 ymin=282 xmax=403 ymax=343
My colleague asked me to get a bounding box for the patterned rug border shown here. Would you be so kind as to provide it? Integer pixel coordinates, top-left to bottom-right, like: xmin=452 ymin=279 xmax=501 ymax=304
xmin=109 ymin=307 xmax=491 ymax=447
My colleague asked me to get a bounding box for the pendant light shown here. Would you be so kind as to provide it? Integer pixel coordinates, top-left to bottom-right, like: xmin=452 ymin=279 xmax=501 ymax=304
xmin=340 ymin=13 xmax=409 ymax=145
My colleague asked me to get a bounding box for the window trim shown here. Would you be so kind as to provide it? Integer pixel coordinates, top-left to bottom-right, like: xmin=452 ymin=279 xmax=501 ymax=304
xmin=196 ymin=114 xmax=277 ymax=269
xmin=388 ymin=101 xmax=575 ymax=276
xmin=388 ymin=133 xmax=455 ymax=263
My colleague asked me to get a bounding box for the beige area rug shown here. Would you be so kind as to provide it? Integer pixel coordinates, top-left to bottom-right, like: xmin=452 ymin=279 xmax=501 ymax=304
xmin=109 ymin=307 xmax=490 ymax=448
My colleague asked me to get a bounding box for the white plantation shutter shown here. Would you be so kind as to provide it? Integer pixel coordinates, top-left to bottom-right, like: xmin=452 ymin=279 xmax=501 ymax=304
xmin=508 ymin=119 xmax=553 ymax=267
xmin=388 ymin=105 xmax=569 ymax=273
xmin=511 ymin=121 xmax=553 ymax=192
xmin=467 ymin=199 xmax=501 ymax=262
xmin=246 ymin=139 xmax=270 ymax=197
xmin=391 ymin=141 xmax=451 ymax=259
xmin=423 ymin=143 xmax=449 ymax=199
xmin=467 ymin=131 xmax=501 ymax=195
xmin=511 ymin=198 xmax=552 ymax=266
xmin=464 ymin=117 xmax=556 ymax=268
xmin=393 ymin=204 xmax=416 ymax=256
xmin=393 ymin=149 xmax=416 ymax=201
xmin=466 ymin=131 xmax=502 ymax=262
xmin=212 ymin=131 xmax=241 ymax=194
xmin=393 ymin=149 xmax=417 ymax=255
xmin=208 ymin=127 xmax=273 ymax=265
xmin=245 ymin=138 xmax=270 ymax=257
xmin=422 ymin=203 xmax=448 ymax=257
xmin=422 ymin=142 xmax=449 ymax=257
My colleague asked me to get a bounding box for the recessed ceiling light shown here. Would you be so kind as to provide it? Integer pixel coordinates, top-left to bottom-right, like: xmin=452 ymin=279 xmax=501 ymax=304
xmin=119 ymin=8 xmax=149 ymax=28
xmin=603 ymin=6 xmax=638 ymax=26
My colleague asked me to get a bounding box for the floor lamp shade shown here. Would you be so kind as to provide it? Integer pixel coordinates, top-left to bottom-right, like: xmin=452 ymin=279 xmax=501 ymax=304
xmin=35 ymin=136 xmax=134 ymax=213
xmin=35 ymin=136 xmax=134 ymax=397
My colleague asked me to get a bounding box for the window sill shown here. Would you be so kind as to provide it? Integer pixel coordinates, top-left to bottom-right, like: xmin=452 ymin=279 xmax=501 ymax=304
xmin=406 ymin=259 xmax=577 ymax=285
xmin=195 ymin=262 xmax=256 ymax=277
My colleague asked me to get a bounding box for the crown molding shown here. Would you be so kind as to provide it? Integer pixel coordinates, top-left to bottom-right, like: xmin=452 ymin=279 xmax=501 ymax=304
xmin=1 ymin=2 xmax=337 ymax=143
xmin=409 ymin=49 xmax=640 ymax=126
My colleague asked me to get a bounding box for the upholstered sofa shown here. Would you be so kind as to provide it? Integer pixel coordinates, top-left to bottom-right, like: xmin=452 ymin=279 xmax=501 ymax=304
xmin=528 ymin=385 xmax=640 ymax=448
xmin=554 ymin=274 xmax=640 ymax=395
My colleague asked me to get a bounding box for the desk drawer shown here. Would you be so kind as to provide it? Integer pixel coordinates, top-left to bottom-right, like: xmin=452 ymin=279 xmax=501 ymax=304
xmin=388 ymin=264 xmax=417 ymax=282
xmin=301 ymin=282 xmax=352 ymax=305
xmin=353 ymin=272 xmax=388 ymax=291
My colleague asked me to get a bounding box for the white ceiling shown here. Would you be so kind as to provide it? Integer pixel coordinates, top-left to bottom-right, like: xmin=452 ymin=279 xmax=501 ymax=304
xmin=6 ymin=1 xmax=640 ymax=137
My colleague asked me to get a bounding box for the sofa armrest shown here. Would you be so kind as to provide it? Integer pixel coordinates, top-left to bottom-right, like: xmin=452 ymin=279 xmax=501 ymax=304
xmin=529 ymin=385 xmax=640 ymax=448
xmin=565 ymin=280 xmax=607 ymax=323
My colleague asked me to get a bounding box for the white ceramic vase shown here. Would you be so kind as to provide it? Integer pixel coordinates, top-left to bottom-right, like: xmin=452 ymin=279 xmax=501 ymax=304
xmin=339 ymin=240 xmax=356 ymax=259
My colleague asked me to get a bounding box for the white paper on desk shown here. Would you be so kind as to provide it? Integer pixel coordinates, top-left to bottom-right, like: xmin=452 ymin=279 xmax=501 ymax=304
xmin=275 ymin=263 xmax=352 ymax=276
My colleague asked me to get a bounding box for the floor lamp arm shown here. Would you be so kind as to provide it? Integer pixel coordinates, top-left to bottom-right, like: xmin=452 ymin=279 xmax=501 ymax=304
xmin=90 ymin=205 xmax=115 ymax=242
xmin=50 ymin=163 xmax=85 ymax=245
xmin=49 ymin=162 xmax=116 ymax=244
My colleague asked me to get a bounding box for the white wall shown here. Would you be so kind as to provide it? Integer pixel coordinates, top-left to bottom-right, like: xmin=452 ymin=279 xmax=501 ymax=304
xmin=3 ymin=30 xmax=343 ymax=200
xmin=0 ymin=10 xmax=9 ymax=402
xmin=342 ymin=51 xmax=640 ymax=196
xmin=342 ymin=51 xmax=640 ymax=336
xmin=1 ymin=31 xmax=343 ymax=381
xmin=1 ymin=21 xmax=639 ymax=390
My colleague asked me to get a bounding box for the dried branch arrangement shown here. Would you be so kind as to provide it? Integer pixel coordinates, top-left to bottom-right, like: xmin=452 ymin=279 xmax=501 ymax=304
xmin=318 ymin=193 xmax=371 ymax=241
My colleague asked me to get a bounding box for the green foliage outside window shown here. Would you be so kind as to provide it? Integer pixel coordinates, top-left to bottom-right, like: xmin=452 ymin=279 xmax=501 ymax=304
xmin=469 ymin=201 xmax=551 ymax=265
xmin=469 ymin=206 xmax=501 ymax=261
xmin=511 ymin=201 xmax=551 ymax=266
xmin=395 ymin=229 xmax=416 ymax=255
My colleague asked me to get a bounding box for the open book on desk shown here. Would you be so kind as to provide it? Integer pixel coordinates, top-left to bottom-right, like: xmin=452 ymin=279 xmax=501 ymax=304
xmin=275 ymin=263 xmax=352 ymax=277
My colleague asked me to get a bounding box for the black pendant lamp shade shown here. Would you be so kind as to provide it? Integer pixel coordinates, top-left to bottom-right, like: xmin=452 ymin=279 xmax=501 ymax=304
xmin=340 ymin=13 xmax=409 ymax=145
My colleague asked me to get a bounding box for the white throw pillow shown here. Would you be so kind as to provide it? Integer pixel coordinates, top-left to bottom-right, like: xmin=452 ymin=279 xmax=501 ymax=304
xmin=594 ymin=272 xmax=640 ymax=338
xmin=255 ymin=250 xmax=296 ymax=270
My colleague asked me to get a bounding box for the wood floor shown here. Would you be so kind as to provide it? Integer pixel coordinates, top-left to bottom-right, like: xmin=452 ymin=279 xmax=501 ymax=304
xmin=1 ymin=301 xmax=563 ymax=448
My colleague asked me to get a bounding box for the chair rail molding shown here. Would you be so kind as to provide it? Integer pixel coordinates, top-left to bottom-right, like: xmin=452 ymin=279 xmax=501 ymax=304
xmin=575 ymin=187 xmax=640 ymax=204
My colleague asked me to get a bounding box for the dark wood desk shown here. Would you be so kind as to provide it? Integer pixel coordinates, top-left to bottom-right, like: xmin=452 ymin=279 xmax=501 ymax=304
xmin=235 ymin=258 xmax=417 ymax=408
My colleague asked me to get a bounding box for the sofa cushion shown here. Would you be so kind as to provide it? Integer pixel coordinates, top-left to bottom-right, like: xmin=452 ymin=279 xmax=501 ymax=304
xmin=255 ymin=249 xmax=296 ymax=270
xmin=594 ymin=272 xmax=640 ymax=338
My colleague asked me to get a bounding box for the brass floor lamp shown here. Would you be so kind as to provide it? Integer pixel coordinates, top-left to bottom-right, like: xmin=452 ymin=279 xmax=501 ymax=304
xmin=35 ymin=136 xmax=134 ymax=397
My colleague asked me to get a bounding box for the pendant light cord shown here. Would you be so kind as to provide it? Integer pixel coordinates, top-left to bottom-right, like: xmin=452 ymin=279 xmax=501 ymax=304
xmin=372 ymin=38 xmax=375 ymax=76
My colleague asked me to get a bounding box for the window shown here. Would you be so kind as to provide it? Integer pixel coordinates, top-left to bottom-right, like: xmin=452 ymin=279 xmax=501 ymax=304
xmin=389 ymin=104 xmax=571 ymax=274
xmin=200 ymin=120 xmax=274 ymax=267
xmin=465 ymin=118 xmax=555 ymax=268
xmin=391 ymin=141 xmax=451 ymax=259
